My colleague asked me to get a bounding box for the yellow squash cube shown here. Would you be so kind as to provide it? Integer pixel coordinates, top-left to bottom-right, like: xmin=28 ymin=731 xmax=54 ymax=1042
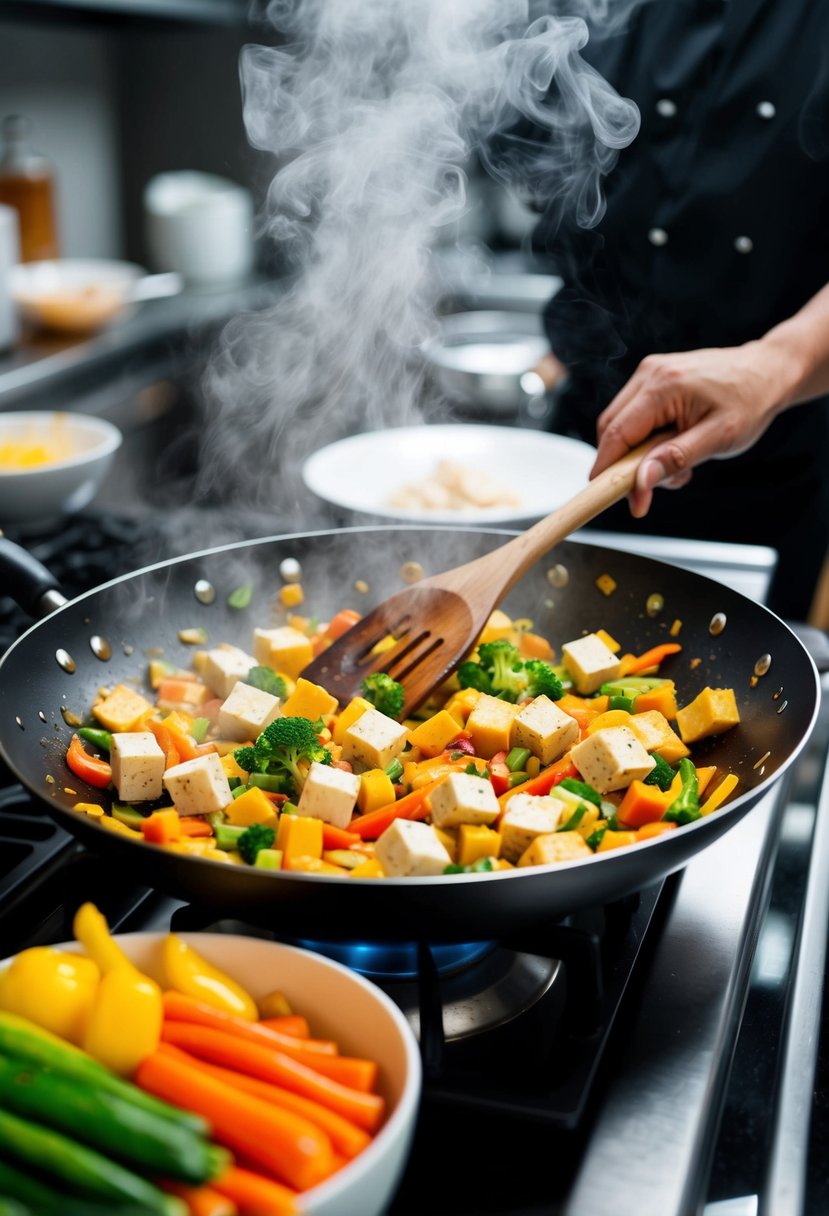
xmin=457 ymin=824 xmax=502 ymax=867
xmin=465 ymin=694 xmax=518 ymax=759
xmin=407 ymin=710 xmax=463 ymax=758
xmin=252 ymin=627 xmax=313 ymax=682
xmin=358 ymin=769 xmax=396 ymax=815
xmin=223 ymin=786 xmax=278 ymax=827
xmin=92 ymin=684 xmax=154 ymax=733
xmin=276 ymin=813 xmax=324 ymax=862
xmin=477 ymin=609 xmax=514 ymax=644
xmin=676 ymin=687 xmax=741 ymax=745
xmin=281 ymin=677 xmax=338 ymax=721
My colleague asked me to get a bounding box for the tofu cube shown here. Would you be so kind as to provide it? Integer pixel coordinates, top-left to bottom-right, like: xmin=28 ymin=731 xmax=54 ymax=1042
xmin=163 ymin=753 xmax=233 ymax=817
xmin=676 ymin=687 xmax=741 ymax=745
xmin=296 ymin=761 xmax=361 ymax=829
xmin=217 ymin=681 xmax=283 ymax=742
xmin=465 ymin=694 xmax=519 ymax=759
xmin=252 ymin=626 xmax=313 ymax=681
xmin=427 ymin=772 xmax=500 ymax=829
xmin=569 ymin=725 xmax=656 ymax=794
xmin=340 ymin=708 xmax=410 ymax=773
xmin=561 ymin=633 xmax=622 ymax=695
xmin=110 ymin=731 xmax=165 ymax=803
xmin=511 ymin=695 xmax=580 ymax=766
xmin=92 ymin=684 xmax=154 ymax=733
xmin=499 ymin=793 xmax=567 ymax=863
xmin=374 ymin=818 xmax=452 ymax=877
xmin=201 ymin=643 xmax=256 ymax=700
xmin=518 ymin=831 xmax=593 ymax=867
xmin=629 ymin=709 xmax=690 ymax=763
xmin=332 ymin=696 xmax=374 ymax=745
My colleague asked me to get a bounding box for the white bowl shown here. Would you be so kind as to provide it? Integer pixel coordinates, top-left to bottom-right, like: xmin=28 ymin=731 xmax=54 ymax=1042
xmin=0 ymin=410 xmax=122 ymax=528
xmin=0 ymin=932 xmax=421 ymax=1216
xmin=302 ymin=423 xmax=597 ymax=526
xmin=9 ymin=258 xmax=147 ymax=333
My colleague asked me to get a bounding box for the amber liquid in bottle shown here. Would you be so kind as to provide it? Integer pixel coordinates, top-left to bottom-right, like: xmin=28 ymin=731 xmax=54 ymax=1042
xmin=0 ymin=115 xmax=59 ymax=262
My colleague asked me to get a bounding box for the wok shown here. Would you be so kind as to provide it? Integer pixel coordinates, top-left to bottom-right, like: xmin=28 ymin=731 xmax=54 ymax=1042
xmin=0 ymin=526 xmax=819 ymax=944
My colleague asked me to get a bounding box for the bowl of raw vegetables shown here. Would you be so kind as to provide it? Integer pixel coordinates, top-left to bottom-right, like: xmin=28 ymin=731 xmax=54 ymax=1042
xmin=0 ymin=906 xmax=422 ymax=1216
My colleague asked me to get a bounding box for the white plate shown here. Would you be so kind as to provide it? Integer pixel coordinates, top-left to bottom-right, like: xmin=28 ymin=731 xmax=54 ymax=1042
xmin=302 ymin=424 xmax=597 ymax=525
xmin=0 ymin=932 xmax=421 ymax=1216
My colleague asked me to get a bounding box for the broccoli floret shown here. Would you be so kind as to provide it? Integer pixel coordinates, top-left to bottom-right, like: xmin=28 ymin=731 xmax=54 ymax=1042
xmin=523 ymin=659 xmax=564 ymax=701
xmin=643 ymin=752 xmax=676 ymax=791
xmin=237 ymin=822 xmax=276 ymax=865
xmin=234 ymin=715 xmax=331 ymax=798
xmin=458 ymin=640 xmax=563 ymax=703
xmin=244 ymin=665 xmax=287 ymax=699
xmin=361 ymin=672 xmax=405 ymax=719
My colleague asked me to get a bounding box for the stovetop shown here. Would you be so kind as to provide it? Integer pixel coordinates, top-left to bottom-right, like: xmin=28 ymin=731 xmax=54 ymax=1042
xmin=1 ymin=512 xmax=828 ymax=1216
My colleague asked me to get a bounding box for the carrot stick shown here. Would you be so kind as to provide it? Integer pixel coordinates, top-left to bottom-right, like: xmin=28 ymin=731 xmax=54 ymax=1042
xmin=160 ymin=1048 xmax=372 ymax=1160
xmin=260 ymin=1016 xmax=310 ymax=1039
xmin=161 ymin=1179 xmax=238 ymax=1216
xmin=350 ymin=778 xmax=443 ymax=840
xmin=179 ymin=817 xmax=215 ymax=838
xmin=321 ymin=823 xmax=362 ymax=850
xmin=135 ymin=1048 xmax=334 ymax=1192
xmin=160 ymin=1023 xmax=385 ymax=1132
xmin=618 ymin=641 xmax=682 ymax=676
xmin=211 ymin=1166 xmax=299 ymax=1216
xmin=497 ymin=756 xmax=578 ymax=812
xmin=163 ymin=991 xmax=338 ymax=1056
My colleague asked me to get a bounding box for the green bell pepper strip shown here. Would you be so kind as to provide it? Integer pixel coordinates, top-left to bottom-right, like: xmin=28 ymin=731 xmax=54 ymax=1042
xmin=664 ymin=758 xmax=701 ymax=824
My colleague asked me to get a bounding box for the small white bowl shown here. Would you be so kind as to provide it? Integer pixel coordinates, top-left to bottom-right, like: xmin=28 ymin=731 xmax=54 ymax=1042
xmin=9 ymin=258 xmax=147 ymax=333
xmin=1 ymin=932 xmax=422 ymax=1216
xmin=0 ymin=410 xmax=122 ymax=528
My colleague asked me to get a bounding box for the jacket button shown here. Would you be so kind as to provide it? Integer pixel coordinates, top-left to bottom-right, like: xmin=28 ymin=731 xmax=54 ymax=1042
xmin=756 ymin=101 xmax=776 ymax=119
xmin=648 ymin=227 xmax=669 ymax=246
xmin=734 ymin=235 xmax=754 ymax=253
xmin=656 ymin=98 xmax=677 ymax=117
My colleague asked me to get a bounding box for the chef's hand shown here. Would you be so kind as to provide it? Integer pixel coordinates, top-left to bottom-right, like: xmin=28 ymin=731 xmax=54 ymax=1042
xmin=590 ymin=341 xmax=791 ymax=518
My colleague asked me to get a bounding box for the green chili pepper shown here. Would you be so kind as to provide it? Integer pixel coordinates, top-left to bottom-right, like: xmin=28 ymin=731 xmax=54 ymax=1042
xmin=558 ymin=777 xmax=602 ymax=807
xmin=664 ymin=757 xmax=701 ymax=824
xmin=77 ymin=727 xmax=113 ymax=753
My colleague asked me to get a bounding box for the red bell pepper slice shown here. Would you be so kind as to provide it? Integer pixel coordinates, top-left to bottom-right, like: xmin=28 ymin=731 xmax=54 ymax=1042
xmin=66 ymin=733 xmax=112 ymax=789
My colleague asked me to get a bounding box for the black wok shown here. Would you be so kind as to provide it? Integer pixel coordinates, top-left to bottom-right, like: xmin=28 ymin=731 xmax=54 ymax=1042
xmin=0 ymin=526 xmax=819 ymax=944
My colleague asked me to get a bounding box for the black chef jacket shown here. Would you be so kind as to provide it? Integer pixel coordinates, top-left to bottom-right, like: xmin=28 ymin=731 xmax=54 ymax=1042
xmin=531 ymin=0 xmax=829 ymax=619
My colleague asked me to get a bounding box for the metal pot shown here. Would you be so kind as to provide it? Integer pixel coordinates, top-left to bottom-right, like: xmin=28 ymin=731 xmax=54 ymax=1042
xmin=0 ymin=527 xmax=818 ymax=943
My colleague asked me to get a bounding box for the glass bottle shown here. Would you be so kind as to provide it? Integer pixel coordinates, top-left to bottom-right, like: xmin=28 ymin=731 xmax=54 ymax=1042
xmin=0 ymin=115 xmax=59 ymax=262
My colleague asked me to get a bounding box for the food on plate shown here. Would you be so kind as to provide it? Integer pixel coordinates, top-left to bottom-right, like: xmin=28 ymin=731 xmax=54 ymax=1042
xmin=386 ymin=458 xmax=522 ymax=512
xmin=0 ymin=905 xmax=390 ymax=1213
xmin=64 ymin=584 xmax=744 ymax=878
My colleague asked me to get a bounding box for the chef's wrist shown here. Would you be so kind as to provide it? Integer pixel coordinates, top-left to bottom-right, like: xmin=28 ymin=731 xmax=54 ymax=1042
xmin=749 ymin=326 xmax=813 ymax=413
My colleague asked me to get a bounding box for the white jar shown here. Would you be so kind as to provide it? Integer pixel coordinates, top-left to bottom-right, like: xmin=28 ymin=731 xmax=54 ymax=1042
xmin=143 ymin=171 xmax=255 ymax=285
xmin=0 ymin=203 xmax=20 ymax=350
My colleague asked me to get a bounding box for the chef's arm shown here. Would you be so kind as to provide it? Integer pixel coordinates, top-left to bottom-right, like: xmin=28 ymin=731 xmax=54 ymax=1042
xmin=590 ymin=279 xmax=829 ymax=517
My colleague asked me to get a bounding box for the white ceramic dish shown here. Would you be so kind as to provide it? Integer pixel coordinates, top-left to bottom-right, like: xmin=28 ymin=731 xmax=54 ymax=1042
xmin=9 ymin=258 xmax=180 ymax=334
xmin=0 ymin=932 xmax=421 ymax=1216
xmin=302 ymin=423 xmax=597 ymax=526
xmin=0 ymin=410 xmax=122 ymax=528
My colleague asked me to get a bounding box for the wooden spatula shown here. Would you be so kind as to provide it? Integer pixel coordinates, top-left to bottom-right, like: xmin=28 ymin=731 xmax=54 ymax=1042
xmin=302 ymin=438 xmax=660 ymax=717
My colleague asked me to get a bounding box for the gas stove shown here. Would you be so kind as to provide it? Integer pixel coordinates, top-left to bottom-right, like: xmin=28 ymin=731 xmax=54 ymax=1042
xmin=1 ymin=512 xmax=827 ymax=1216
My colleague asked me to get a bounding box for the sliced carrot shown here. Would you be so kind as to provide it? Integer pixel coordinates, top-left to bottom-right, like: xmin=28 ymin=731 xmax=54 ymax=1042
xmin=179 ymin=817 xmax=215 ymax=838
xmin=141 ymin=808 xmax=182 ymax=844
xmin=161 ymin=1179 xmax=238 ymax=1216
xmin=616 ymin=780 xmax=671 ymax=829
xmin=700 ymin=773 xmax=739 ymax=816
xmin=325 ymin=609 xmax=362 ymax=641
xmin=146 ymin=719 xmax=182 ymax=769
xmin=260 ymin=1015 xmax=310 ymax=1039
xmin=635 ymin=821 xmax=678 ymax=840
xmin=211 ymin=1166 xmax=299 ymax=1216
xmin=618 ymin=642 xmax=682 ymax=677
xmin=163 ymin=990 xmax=338 ymax=1055
xmin=497 ymin=756 xmax=578 ymax=812
xmin=350 ymin=778 xmax=443 ymax=840
xmin=321 ymin=822 xmax=362 ymax=850
xmin=136 ymin=1047 xmax=334 ymax=1192
xmin=160 ymin=1023 xmax=385 ymax=1132
xmin=165 ymin=1048 xmax=372 ymax=1160
xmin=66 ymin=733 xmax=112 ymax=788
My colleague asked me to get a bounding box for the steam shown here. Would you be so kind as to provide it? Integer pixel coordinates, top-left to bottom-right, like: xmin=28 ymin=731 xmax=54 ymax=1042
xmin=194 ymin=0 xmax=641 ymax=526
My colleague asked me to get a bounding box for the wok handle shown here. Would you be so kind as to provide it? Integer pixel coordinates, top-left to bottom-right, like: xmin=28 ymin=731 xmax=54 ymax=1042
xmin=0 ymin=537 xmax=67 ymax=619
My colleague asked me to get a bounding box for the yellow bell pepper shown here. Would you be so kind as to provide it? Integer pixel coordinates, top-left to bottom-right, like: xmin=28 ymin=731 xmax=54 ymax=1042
xmin=72 ymin=902 xmax=163 ymax=1075
xmin=0 ymin=947 xmax=99 ymax=1045
xmin=161 ymin=933 xmax=259 ymax=1021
